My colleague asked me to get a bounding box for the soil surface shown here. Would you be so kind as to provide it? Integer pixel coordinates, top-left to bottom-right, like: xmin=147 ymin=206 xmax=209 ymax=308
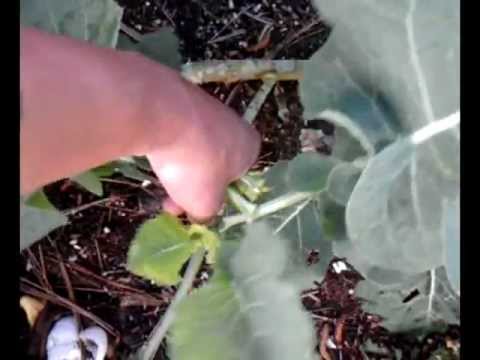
xmin=117 ymin=0 xmax=330 ymax=61
xmin=20 ymin=1 xmax=460 ymax=359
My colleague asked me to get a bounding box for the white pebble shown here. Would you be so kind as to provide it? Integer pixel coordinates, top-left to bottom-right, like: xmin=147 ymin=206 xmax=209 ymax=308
xmin=141 ymin=180 xmax=151 ymax=187
xmin=103 ymin=227 xmax=111 ymax=234
xmin=200 ymin=272 xmax=209 ymax=281
xmin=332 ymin=260 xmax=348 ymax=274
xmin=327 ymin=338 xmax=337 ymax=349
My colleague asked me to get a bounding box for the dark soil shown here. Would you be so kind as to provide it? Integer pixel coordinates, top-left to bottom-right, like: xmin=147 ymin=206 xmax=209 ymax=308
xmin=117 ymin=0 xmax=331 ymax=61
xmin=20 ymin=1 xmax=459 ymax=359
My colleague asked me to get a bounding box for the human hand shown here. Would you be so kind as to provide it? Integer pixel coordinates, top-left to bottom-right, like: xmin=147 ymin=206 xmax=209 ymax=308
xmin=140 ymin=71 xmax=261 ymax=222
xmin=20 ymin=26 xmax=260 ymax=217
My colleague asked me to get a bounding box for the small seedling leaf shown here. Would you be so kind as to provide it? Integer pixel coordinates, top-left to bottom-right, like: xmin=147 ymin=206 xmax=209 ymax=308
xmin=127 ymin=214 xmax=196 ymax=285
xmin=25 ymin=190 xmax=55 ymax=210
xmin=188 ymin=224 xmax=220 ymax=264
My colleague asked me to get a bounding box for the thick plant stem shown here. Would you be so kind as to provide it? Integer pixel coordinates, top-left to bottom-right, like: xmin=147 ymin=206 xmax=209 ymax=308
xmin=220 ymin=191 xmax=313 ymax=232
xmin=181 ymin=60 xmax=302 ymax=84
xmin=132 ymin=249 xmax=206 ymax=360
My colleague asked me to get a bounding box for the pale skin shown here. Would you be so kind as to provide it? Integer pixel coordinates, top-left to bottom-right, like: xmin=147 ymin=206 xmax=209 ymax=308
xmin=20 ymin=27 xmax=261 ymax=221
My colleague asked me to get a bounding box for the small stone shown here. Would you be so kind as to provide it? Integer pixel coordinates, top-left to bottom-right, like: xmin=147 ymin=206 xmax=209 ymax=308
xmin=327 ymin=338 xmax=337 ymax=349
xmin=332 ymin=261 xmax=348 ymax=274
xmin=200 ymin=272 xmax=209 ymax=281
xmin=103 ymin=227 xmax=111 ymax=234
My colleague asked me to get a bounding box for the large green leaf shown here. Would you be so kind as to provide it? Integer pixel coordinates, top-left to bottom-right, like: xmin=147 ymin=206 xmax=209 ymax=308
xmin=443 ymin=196 xmax=460 ymax=293
xmin=326 ymin=162 xmax=362 ymax=206
xmin=334 ymin=236 xmax=416 ymax=286
xmin=169 ymin=224 xmax=316 ymax=360
xmin=264 ymin=153 xmax=337 ymax=196
xmin=20 ymin=200 xmax=68 ymax=251
xmin=127 ymin=214 xmax=196 ymax=286
xmin=287 ymin=153 xmax=338 ymax=192
xmin=259 ymin=154 xmax=340 ymax=282
xmin=305 ymin=0 xmax=459 ymax=146
xmin=356 ymin=267 xmax=459 ymax=333
xmin=117 ymin=29 xmax=182 ymax=70
xmin=21 ymin=0 xmax=123 ymax=48
xmin=346 ymin=117 xmax=459 ymax=278
xmin=301 ymin=0 xmax=460 ymax=294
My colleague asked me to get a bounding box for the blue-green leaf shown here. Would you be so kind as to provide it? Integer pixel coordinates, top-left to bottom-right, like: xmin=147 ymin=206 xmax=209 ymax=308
xmin=326 ymin=162 xmax=362 ymax=206
xmin=21 ymin=0 xmax=123 ymax=48
xmin=20 ymin=201 xmax=68 ymax=251
xmin=303 ymin=0 xmax=459 ymax=162
xmin=443 ymin=197 xmax=459 ymax=293
xmin=356 ymin=267 xmax=459 ymax=333
xmin=117 ymin=29 xmax=182 ymax=70
xmin=264 ymin=153 xmax=337 ymax=195
xmin=346 ymin=118 xmax=459 ymax=277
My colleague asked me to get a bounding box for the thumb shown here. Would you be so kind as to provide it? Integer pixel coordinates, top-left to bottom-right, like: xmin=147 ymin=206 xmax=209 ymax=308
xmin=153 ymin=164 xmax=229 ymax=222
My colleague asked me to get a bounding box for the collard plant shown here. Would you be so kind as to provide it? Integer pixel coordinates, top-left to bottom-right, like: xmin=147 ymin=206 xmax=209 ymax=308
xmin=21 ymin=0 xmax=460 ymax=359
